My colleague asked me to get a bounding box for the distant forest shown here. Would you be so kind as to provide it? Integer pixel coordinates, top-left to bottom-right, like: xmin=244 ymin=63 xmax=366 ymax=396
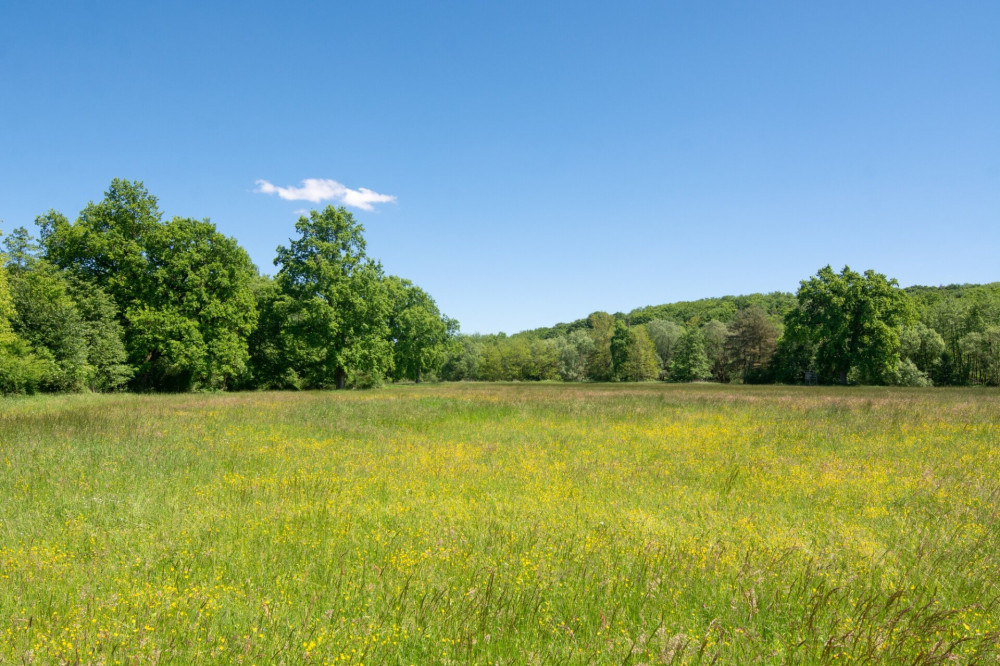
xmin=444 ymin=278 xmax=1000 ymax=387
xmin=2 ymin=180 xmax=998 ymax=395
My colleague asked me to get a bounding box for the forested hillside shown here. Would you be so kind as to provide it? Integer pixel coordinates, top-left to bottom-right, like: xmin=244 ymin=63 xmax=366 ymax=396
xmin=442 ymin=276 xmax=1000 ymax=387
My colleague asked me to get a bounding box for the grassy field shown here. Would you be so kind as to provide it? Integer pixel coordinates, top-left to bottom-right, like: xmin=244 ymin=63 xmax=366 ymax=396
xmin=1 ymin=383 xmax=998 ymax=664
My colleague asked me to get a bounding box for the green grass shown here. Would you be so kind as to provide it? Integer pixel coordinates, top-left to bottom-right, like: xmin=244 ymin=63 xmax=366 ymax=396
xmin=1 ymin=383 xmax=998 ymax=664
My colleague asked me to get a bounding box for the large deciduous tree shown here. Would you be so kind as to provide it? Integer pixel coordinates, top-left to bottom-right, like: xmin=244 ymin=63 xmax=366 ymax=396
xmin=784 ymin=265 xmax=913 ymax=384
xmin=39 ymin=179 xmax=258 ymax=390
xmin=273 ymin=206 xmax=393 ymax=389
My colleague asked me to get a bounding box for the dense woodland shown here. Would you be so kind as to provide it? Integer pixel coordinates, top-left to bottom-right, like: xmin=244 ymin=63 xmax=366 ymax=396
xmin=443 ymin=276 xmax=1000 ymax=387
xmin=1 ymin=180 xmax=998 ymax=394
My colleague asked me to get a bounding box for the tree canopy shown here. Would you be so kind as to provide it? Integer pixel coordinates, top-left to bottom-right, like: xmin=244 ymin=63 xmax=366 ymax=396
xmin=1 ymin=180 xmax=454 ymax=395
xmin=784 ymin=266 xmax=913 ymax=384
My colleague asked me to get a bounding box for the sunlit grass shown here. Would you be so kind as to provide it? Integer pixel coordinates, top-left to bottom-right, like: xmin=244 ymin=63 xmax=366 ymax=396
xmin=1 ymin=383 xmax=998 ymax=664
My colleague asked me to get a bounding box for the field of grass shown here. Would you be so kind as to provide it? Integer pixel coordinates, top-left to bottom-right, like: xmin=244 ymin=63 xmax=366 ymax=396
xmin=1 ymin=383 xmax=998 ymax=664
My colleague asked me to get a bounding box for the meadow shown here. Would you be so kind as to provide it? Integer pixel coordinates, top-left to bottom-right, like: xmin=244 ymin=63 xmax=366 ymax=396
xmin=1 ymin=383 xmax=998 ymax=664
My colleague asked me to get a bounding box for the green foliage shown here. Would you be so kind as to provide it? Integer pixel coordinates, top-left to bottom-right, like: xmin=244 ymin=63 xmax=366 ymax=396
xmin=784 ymin=266 xmax=913 ymax=385
xmin=8 ymin=178 xmax=1000 ymax=393
xmin=960 ymin=326 xmax=1000 ymax=386
xmin=701 ymin=319 xmax=730 ymax=382
xmin=128 ymin=217 xmax=257 ymax=390
xmin=899 ymin=322 xmax=945 ymax=377
xmin=478 ymin=336 xmax=559 ymax=381
xmin=645 ymin=318 xmax=683 ymax=379
xmin=553 ymin=329 xmax=594 ymax=381
xmin=40 ymin=181 xmax=163 ymax=311
xmin=245 ymin=276 xmax=300 ymax=389
xmin=624 ymin=326 xmax=660 ymax=381
xmin=907 ymin=283 xmax=1000 ymax=385
xmin=386 ymin=276 xmax=454 ymax=382
xmin=440 ymin=335 xmax=483 ymax=382
xmin=5 ymin=259 xmax=90 ymax=392
xmin=68 ymin=278 xmax=132 ymax=391
xmin=585 ymin=312 xmax=614 ymax=381
xmin=726 ymin=306 xmax=780 ymax=383
xmin=1 ymin=226 xmax=42 ymax=269
xmin=627 ymin=291 xmax=797 ymax=326
xmin=40 ymin=181 xmax=257 ymax=390
xmin=609 ymin=322 xmax=660 ymax=382
xmin=1 ymin=230 xmax=130 ymax=394
xmin=670 ymin=326 xmax=711 ymax=381
xmin=889 ymin=358 xmax=933 ymax=387
xmin=609 ymin=321 xmax=631 ymax=382
xmin=272 ymin=207 xmax=393 ymax=388
xmin=0 ymin=260 xmax=50 ymax=393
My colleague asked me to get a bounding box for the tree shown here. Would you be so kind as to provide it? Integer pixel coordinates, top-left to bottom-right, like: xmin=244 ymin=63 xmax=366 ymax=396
xmin=624 ymin=326 xmax=661 ymax=381
xmin=246 ymin=275 xmax=302 ymax=389
xmin=726 ymin=306 xmax=780 ymax=383
xmin=528 ymin=338 xmax=561 ymax=380
xmin=3 ymin=228 xmax=131 ymax=392
xmin=130 ymin=216 xmax=258 ymax=390
xmin=899 ymin=322 xmax=945 ymax=376
xmin=5 ymin=258 xmax=91 ymax=392
xmin=585 ymin=312 xmax=615 ymax=381
xmin=68 ymin=278 xmax=132 ymax=391
xmin=440 ymin=335 xmax=483 ymax=381
xmin=925 ymin=297 xmax=970 ymax=384
xmin=701 ymin=319 xmax=730 ymax=382
xmin=608 ymin=322 xmax=659 ymax=382
xmin=477 ymin=338 xmax=505 ymax=381
xmin=609 ymin=321 xmax=632 ymax=381
xmin=40 ymin=180 xmax=258 ymax=390
xmin=645 ymin=319 xmax=683 ymax=379
xmin=273 ymin=206 xmax=393 ymax=388
xmin=960 ymin=326 xmax=1000 ymax=386
xmin=2 ymin=226 xmax=42 ymax=269
xmin=0 ymin=257 xmax=50 ymax=394
xmin=670 ymin=326 xmax=711 ymax=381
xmin=386 ymin=276 xmax=455 ymax=382
xmin=554 ymin=329 xmax=594 ymax=381
xmin=39 ymin=180 xmax=162 ymax=311
xmin=784 ymin=266 xmax=913 ymax=385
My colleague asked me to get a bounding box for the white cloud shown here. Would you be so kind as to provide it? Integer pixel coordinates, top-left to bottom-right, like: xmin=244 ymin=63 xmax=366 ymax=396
xmin=254 ymin=178 xmax=396 ymax=211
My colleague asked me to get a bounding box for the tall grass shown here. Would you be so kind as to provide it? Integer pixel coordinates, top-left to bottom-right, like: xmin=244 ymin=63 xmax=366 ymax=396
xmin=1 ymin=384 xmax=998 ymax=663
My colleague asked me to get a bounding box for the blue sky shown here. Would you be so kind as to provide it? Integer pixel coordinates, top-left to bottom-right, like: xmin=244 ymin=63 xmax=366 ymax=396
xmin=1 ymin=2 xmax=997 ymax=334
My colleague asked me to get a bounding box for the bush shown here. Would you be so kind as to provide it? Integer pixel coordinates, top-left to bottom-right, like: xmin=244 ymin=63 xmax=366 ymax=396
xmin=890 ymin=358 xmax=933 ymax=387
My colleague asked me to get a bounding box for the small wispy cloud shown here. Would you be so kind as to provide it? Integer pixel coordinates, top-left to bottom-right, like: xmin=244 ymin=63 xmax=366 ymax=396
xmin=254 ymin=178 xmax=396 ymax=211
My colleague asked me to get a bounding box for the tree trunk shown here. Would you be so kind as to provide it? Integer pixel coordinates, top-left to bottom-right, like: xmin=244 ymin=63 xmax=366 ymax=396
xmin=335 ymin=367 xmax=347 ymax=390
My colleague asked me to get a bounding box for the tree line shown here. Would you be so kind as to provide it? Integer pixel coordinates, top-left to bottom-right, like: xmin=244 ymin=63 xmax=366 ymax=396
xmin=3 ymin=179 xmax=998 ymax=394
xmin=441 ymin=268 xmax=1000 ymax=387
xmin=0 ymin=179 xmax=455 ymax=394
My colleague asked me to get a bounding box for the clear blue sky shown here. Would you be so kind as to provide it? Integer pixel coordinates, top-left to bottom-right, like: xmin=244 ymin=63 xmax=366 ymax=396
xmin=2 ymin=2 xmax=997 ymax=334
